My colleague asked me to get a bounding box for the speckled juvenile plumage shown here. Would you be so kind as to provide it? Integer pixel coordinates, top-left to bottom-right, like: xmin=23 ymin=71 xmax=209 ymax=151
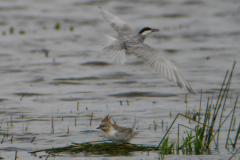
xmin=97 ymin=115 xmax=138 ymax=143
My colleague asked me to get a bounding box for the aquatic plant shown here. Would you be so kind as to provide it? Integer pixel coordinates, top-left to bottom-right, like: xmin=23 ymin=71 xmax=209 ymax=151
xmin=55 ymin=22 xmax=60 ymax=30
xmin=29 ymin=62 xmax=238 ymax=160
xmin=159 ymin=136 xmax=175 ymax=159
xmin=31 ymin=141 xmax=158 ymax=156
xmin=154 ymin=120 xmax=158 ymax=131
xmin=157 ymin=61 xmax=239 ymax=156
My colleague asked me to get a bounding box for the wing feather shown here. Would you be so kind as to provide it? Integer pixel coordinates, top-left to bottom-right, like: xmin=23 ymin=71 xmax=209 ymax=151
xmin=99 ymin=6 xmax=132 ymax=33
xmin=127 ymin=43 xmax=194 ymax=94
xmin=98 ymin=6 xmax=194 ymax=94
xmin=100 ymin=34 xmax=126 ymax=65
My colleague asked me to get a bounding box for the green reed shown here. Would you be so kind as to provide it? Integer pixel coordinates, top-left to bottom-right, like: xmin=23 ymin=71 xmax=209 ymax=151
xmin=159 ymin=136 xmax=175 ymax=159
xmin=233 ymin=123 xmax=240 ymax=149
xmin=157 ymin=61 xmax=238 ymax=155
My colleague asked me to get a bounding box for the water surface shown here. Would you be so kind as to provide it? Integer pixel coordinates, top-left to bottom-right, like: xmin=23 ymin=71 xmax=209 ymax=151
xmin=0 ymin=0 xmax=240 ymax=159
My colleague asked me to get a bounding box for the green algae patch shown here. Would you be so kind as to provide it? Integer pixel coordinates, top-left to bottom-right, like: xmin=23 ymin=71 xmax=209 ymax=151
xmin=31 ymin=141 xmax=158 ymax=156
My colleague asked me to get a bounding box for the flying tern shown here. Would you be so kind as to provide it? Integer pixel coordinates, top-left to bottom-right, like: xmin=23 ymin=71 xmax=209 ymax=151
xmin=99 ymin=6 xmax=194 ymax=94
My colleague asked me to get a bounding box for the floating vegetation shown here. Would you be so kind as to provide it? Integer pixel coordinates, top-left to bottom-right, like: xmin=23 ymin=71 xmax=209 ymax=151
xmin=9 ymin=26 xmax=14 ymax=34
xmin=30 ymin=141 xmax=158 ymax=156
xmin=42 ymin=48 xmax=49 ymax=57
xmin=161 ymin=13 xmax=188 ymax=18
xmin=19 ymin=30 xmax=25 ymax=34
xmin=70 ymin=26 xmax=74 ymax=32
xmin=55 ymin=22 xmax=60 ymax=30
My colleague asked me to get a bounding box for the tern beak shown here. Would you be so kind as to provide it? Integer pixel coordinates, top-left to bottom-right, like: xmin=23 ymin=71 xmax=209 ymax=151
xmin=151 ymin=29 xmax=159 ymax=32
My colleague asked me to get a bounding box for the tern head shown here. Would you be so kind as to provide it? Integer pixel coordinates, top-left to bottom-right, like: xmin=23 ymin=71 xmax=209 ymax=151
xmin=96 ymin=122 xmax=112 ymax=131
xmin=101 ymin=114 xmax=111 ymax=124
xmin=138 ymin=27 xmax=159 ymax=36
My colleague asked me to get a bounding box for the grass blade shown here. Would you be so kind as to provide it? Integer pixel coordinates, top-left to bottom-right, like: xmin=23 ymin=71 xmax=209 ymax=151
xmin=225 ymin=96 xmax=238 ymax=149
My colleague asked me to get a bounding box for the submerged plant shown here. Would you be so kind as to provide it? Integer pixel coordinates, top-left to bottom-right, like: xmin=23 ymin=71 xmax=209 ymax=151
xmin=154 ymin=120 xmax=158 ymax=131
xmin=10 ymin=115 xmax=13 ymax=127
xmin=25 ymin=123 xmax=30 ymax=132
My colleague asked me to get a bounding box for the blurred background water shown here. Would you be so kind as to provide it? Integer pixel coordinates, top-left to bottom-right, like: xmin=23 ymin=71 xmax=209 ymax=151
xmin=0 ymin=0 xmax=240 ymax=159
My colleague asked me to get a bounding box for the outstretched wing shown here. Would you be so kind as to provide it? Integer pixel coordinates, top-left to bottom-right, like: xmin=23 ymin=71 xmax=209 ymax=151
xmin=100 ymin=33 xmax=126 ymax=65
xmin=99 ymin=6 xmax=132 ymax=33
xmin=127 ymin=43 xmax=195 ymax=94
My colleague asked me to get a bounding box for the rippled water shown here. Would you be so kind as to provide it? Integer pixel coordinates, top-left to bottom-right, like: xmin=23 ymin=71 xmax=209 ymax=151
xmin=0 ymin=0 xmax=240 ymax=159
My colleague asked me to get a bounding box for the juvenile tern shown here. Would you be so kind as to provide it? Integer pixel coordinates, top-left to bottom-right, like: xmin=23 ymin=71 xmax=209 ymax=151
xmin=97 ymin=115 xmax=138 ymax=143
xmin=99 ymin=6 xmax=194 ymax=94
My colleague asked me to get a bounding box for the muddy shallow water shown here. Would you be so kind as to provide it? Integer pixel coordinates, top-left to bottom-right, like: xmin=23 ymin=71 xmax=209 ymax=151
xmin=0 ymin=0 xmax=240 ymax=159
